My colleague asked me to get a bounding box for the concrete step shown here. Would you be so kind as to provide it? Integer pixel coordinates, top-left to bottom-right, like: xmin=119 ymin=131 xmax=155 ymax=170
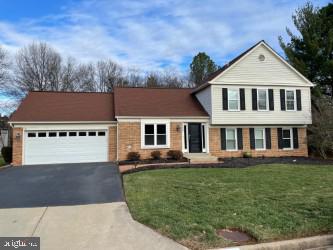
xmin=184 ymin=153 xmax=219 ymax=163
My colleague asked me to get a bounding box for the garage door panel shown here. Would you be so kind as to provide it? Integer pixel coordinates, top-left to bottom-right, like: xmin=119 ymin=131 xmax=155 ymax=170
xmin=24 ymin=130 xmax=109 ymax=165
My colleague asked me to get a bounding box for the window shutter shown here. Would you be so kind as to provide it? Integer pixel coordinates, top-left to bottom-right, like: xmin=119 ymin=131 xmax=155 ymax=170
xmin=293 ymin=128 xmax=299 ymax=149
xmin=268 ymin=89 xmax=274 ymax=111
xmin=221 ymin=128 xmax=226 ymax=150
xmin=252 ymin=89 xmax=257 ymax=110
xmin=222 ymin=88 xmax=228 ymax=110
xmin=277 ymin=128 xmax=283 ymax=149
xmin=237 ymin=128 xmax=243 ymax=150
xmin=240 ymin=88 xmax=245 ymax=110
xmin=265 ymin=128 xmax=271 ymax=149
xmin=296 ymin=90 xmax=302 ymax=111
xmin=280 ymin=89 xmax=286 ymax=111
xmin=249 ymin=128 xmax=255 ymax=149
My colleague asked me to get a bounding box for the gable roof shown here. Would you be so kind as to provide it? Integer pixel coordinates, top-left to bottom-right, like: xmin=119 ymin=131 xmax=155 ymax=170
xmin=114 ymin=87 xmax=208 ymax=117
xmin=193 ymin=40 xmax=313 ymax=93
xmin=10 ymin=92 xmax=115 ymax=122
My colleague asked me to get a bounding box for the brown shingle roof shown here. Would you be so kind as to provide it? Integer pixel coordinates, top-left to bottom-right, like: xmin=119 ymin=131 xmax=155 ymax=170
xmin=10 ymin=92 xmax=115 ymax=122
xmin=114 ymin=87 xmax=208 ymax=117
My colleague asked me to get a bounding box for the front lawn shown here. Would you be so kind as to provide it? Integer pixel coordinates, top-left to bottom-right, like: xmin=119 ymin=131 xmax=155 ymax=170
xmin=0 ymin=155 xmax=5 ymax=166
xmin=123 ymin=164 xmax=333 ymax=249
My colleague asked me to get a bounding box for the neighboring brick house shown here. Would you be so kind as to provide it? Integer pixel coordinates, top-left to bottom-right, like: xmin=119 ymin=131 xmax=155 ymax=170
xmin=9 ymin=41 xmax=313 ymax=166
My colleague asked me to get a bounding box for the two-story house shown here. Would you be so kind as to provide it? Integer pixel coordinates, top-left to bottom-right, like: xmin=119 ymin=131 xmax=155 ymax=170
xmin=9 ymin=41 xmax=312 ymax=166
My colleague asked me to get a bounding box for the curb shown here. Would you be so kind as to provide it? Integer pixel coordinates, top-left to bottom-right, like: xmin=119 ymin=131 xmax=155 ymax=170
xmin=212 ymin=234 xmax=333 ymax=250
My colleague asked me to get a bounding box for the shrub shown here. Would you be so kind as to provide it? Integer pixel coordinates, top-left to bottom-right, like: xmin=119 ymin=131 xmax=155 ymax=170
xmin=127 ymin=152 xmax=140 ymax=161
xmin=1 ymin=146 xmax=12 ymax=163
xmin=167 ymin=150 xmax=183 ymax=160
xmin=151 ymin=150 xmax=161 ymax=160
xmin=243 ymin=151 xmax=252 ymax=158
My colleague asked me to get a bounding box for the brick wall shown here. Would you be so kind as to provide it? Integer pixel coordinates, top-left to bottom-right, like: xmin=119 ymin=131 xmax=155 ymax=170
xmin=209 ymin=127 xmax=308 ymax=158
xmin=108 ymin=126 xmax=117 ymax=161
xmin=12 ymin=127 xmax=23 ymax=166
xmin=118 ymin=122 xmax=182 ymax=160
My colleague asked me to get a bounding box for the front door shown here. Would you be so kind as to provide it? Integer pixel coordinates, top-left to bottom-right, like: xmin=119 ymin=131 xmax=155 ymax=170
xmin=188 ymin=123 xmax=202 ymax=153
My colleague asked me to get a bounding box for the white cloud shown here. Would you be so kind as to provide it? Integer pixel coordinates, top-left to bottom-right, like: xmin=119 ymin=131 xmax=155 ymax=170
xmin=0 ymin=0 xmax=330 ymax=72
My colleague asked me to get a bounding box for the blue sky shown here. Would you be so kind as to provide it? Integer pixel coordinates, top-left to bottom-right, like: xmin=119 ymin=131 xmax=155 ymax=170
xmin=0 ymin=0 xmax=331 ymax=73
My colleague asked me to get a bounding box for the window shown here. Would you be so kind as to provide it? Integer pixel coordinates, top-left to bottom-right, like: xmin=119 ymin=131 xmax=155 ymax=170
xmin=28 ymin=133 xmax=36 ymax=137
xmin=98 ymin=131 xmax=106 ymax=136
xmin=183 ymin=124 xmax=188 ymax=151
xmin=142 ymin=122 xmax=169 ymax=148
xmin=228 ymin=89 xmax=239 ymax=111
xmin=255 ymin=128 xmax=265 ymax=150
xmin=38 ymin=132 xmax=46 ymax=137
xmin=88 ymin=131 xmax=96 ymax=136
xmin=257 ymin=89 xmax=268 ymax=111
xmin=59 ymin=132 xmax=67 ymax=137
xmin=286 ymin=90 xmax=296 ymax=111
xmin=79 ymin=132 xmax=86 ymax=136
xmin=49 ymin=132 xmax=57 ymax=137
xmin=69 ymin=132 xmax=77 ymax=137
xmin=226 ymin=128 xmax=237 ymax=150
xmin=282 ymin=128 xmax=293 ymax=149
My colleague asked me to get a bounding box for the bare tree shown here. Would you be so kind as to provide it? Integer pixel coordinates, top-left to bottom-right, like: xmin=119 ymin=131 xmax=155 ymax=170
xmin=15 ymin=42 xmax=62 ymax=94
xmin=125 ymin=67 xmax=144 ymax=87
xmin=75 ymin=63 xmax=96 ymax=92
xmin=0 ymin=46 xmax=9 ymax=85
xmin=61 ymin=57 xmax=79 ymax=91
xmin=96 ymin=60 xmax=124 ymax=92
xmin=145 ymin=72 xmax=161 ymax=88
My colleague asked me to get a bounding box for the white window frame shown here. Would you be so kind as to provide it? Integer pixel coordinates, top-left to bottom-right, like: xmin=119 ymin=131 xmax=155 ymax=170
xmin=257 ymin=89 xmax=269 ymax=111
xmin=285 ymin=89 xmax=296 ymax=111
xmin=282 ymin=128 xmax=293 ymax=150
xmin=254 ymin=128 xmax=266 ymax=150
xmin=141 ymin=120 xmax=170 ymax=149
xmin=225 ymin=128 xmax=238 ymax=151
xmin=228 ymin=89 xmax=240 ymax=111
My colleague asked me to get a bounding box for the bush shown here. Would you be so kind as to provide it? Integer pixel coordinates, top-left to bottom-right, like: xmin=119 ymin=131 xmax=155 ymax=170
xmin=1 ymin=147 xmax=12 ymax=163
xmin=151 ymin=150 xmax=161 ymax=160
xmin=127 ymin=152 xmax=140 ymax=161
xmin=243 ymin=151 xmax=252 ymax=158
xmin=167 ymin=150 xmax=183 ymax=160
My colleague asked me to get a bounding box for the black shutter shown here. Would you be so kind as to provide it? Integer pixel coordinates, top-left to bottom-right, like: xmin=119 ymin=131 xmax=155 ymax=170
xmin=280 ymin=89 xmax=286 ymax=111
xmin=221 ymin=128 xmax=226 ymax=150
xmin=268 ymin=89 xmax=274 ymax=111
xmin=252 ymin=89 xmax=257 ymax=110
xmin=222 ymin=88 xmax=228 ymax=110
xmin=237 ymin=128 xmax=243 ymax=150
xmin=296 ymin=90 xmax=302 ymax=111
xmin=249 ymin=128 xmax=255 ymax=149
xmin=277 ymin=128 xmax=283 ymax=149
xmin=240 ymin=88 xmax=245 ymax=110
xmin=265 ymin=128 xmax=271 ymax=149
xmin=293 ymin=128 xmax=299 ymax=149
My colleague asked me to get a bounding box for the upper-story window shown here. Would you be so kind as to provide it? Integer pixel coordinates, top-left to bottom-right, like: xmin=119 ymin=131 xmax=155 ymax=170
xmin=257 ymin=89 xmax=268 ymax=111
xmin=286 ymin=90 xmax=296 ymax=111
xmin=228 ymin=89 xmax=240 ymax=111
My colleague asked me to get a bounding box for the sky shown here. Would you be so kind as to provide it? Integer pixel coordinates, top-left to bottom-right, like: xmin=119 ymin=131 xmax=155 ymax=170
xmin=0 ymin=0 xmax=331 ymax=74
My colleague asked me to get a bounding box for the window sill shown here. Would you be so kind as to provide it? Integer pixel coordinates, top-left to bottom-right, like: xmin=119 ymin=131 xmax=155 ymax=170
xmin=282 ymin=148 xmax=294 ymax=151
xmin=141 ymin=145 xmax=170 ymax=150
xmin=225 ymin=149 xmax=239 ymax=152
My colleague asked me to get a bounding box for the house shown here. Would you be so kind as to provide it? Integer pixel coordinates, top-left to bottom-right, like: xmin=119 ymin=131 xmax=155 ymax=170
xmin=9 ymin=41 xmax=313 ymax=166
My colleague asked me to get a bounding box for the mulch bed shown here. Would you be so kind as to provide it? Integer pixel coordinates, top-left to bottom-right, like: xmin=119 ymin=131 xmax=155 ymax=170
xmin=118 ymin=158 xmax=188 ymax=165
xmin=121 ymin=157 xmax=333 ymax=174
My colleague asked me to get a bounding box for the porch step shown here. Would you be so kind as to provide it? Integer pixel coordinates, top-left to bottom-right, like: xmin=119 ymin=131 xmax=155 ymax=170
xmin=184 ymin=153 xmax=219 ymax=163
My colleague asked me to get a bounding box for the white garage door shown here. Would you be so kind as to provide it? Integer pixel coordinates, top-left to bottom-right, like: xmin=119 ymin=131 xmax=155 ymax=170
xmin=24 ymin=130 xmax=108 ymax=165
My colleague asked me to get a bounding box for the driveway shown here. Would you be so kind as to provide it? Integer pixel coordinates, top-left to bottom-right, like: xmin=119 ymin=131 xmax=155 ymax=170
xmin=0 ymin=163 xmax=187 ymax=250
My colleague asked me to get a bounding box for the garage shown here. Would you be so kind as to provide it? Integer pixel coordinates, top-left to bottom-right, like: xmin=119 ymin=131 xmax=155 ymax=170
xmin=24 ymin=130 xmax=108 ymax=165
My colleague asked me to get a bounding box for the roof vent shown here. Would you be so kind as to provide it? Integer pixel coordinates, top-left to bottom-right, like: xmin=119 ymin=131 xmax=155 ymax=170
xmin=259 ymin=54 xmax=265 ymax=61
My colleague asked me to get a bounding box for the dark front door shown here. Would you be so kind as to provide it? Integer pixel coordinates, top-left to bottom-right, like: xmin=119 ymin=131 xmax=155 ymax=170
xmin=188 ymin=123 xmax=202 ymax=153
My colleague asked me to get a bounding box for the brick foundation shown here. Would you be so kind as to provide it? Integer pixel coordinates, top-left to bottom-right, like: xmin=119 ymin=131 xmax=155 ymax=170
xmin=12 ymin=127 xmax=23 ymax=166
xmin=118 ymin=122 xmax=182 ymax=160
xmin=209 ymin=127 xmax=308 ymax=158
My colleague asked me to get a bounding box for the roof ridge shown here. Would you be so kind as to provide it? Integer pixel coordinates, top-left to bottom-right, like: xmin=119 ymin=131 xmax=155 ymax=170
xmin=114 ymin=86 xmax=194 ymax=90
xmin=30 ymin=90 xmax=113 ymax=94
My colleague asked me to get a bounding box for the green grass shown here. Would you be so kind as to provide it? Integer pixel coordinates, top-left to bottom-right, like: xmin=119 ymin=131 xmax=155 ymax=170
xmin=0 ymin=155 xmax=5 ymax=166
xmin=123 ymin=164 xmax=333 ymax=249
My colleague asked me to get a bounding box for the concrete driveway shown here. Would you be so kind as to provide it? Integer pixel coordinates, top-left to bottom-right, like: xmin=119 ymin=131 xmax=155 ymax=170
xmin=0 ymin=163 xmax=186 ymax=250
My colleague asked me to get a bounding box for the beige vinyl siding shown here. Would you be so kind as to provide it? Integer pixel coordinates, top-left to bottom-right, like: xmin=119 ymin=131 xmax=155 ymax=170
xmin=211 ymin=85 xmax=312 ymax=125
xmin=195 ymin=86 xmax=212 ymax=116
xmin=213 ymin=44 xmax=310 ymax=86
